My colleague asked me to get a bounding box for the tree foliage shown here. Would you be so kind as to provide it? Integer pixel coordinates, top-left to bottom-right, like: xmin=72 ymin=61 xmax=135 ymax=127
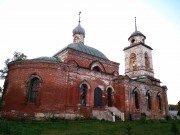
xmin=177 ymin=101 xmax=180 ymax=111
xmin=0 ymin=86 xmax=2 ymax=93
xmin=0 ymin=51 xmax=27 ymax=80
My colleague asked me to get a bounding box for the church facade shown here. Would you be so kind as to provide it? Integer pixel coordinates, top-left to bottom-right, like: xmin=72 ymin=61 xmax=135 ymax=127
xmin=1 ymin=17 xmax=168 ymax=121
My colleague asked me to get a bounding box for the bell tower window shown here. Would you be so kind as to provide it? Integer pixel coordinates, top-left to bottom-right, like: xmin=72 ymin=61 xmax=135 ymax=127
xmin=131 ymin=38 xmax=135 ymax=44
xmin=145 ymin=52 xmax=150 ymax=69
xmin=130 ymin=53 xmax=137 ymax=70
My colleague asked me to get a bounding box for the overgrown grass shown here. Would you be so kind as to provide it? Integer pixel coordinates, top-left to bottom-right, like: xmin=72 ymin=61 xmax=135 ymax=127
xmin=0 ymin=119 xmax=180 ymax=135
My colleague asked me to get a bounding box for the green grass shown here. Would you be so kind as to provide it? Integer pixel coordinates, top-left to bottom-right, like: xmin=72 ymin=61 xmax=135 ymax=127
xmin=0 ymin=119 xmax=180 ymax=135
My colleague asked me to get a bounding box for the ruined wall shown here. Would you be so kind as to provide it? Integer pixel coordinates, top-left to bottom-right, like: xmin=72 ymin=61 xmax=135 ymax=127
xmin=123 ymin=78 xmax=168 ymax=120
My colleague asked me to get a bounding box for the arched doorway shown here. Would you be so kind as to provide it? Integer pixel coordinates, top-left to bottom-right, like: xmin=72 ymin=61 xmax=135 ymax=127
xmin=94 ymin=87 xmax=102 ymax=107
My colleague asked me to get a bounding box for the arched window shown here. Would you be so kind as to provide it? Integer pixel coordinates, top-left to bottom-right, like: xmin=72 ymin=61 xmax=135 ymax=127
xmin=80 ymin=84 xmax=87 ymax=106
xmin=134 ymin=91 xmax=139 ymax=109
xmin=146 ymin=91 xmax=151 ymax=110
xmin=94 ymin=87 xmax=102 ymax=107
xmin=28 ymin=77 xmax=40 ymax=103
xmin=92 ymin=66 xmax=101 ymax=72
xmin=145 ymin=52 xmax=150 ymax=69
xmin=130 ymin=53 xmax=137 ymax=70
xmin=107 ymin=88 xmax=112 ymax=107
xmin=157 ymin=93 xmax=162 ymax=110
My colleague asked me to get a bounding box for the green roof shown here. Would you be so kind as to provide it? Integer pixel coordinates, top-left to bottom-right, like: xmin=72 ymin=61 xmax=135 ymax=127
xmin=32 ymin=56 xmax=61 ymax=62
xmin=54 ymin=43 xmax=108 ymax=60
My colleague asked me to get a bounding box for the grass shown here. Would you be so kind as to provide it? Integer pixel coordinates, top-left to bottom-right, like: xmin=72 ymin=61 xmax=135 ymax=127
xmin=0 ymin=119 xmax=180 ymax=135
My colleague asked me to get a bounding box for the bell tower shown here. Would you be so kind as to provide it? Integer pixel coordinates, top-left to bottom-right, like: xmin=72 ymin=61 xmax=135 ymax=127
xmin=124 ymin=17 xmax=154 ymax=78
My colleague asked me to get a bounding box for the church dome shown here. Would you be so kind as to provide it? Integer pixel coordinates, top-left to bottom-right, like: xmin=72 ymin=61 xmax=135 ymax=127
xmin=72 ymin=24 xmax=85 ymax=37
xmin=32 ymin=56 xmax=61 ymax=62
xmin=128 ymin=31 xmax=146 ymax=40
xmin=57 ymin=42 xmax=108 ymax=60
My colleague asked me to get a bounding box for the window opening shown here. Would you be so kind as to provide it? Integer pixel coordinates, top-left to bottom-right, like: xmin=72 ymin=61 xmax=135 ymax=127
xmin=28 ymin=77 xmax=40 ymax=103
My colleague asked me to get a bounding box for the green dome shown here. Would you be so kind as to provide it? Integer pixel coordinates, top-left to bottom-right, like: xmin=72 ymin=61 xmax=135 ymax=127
xmin=32 ymin=56 xmax=61 ymax=62
xmin=128 ymin=31 xmax=146 ymax=40
xmin=58 ymin=43 xmax=108 ymax=60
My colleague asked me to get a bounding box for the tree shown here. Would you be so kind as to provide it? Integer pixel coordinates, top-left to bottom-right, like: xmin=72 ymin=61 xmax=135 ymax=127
xmin=0 ymin=86 xmax=2 ymax=93
xmin=177 ymin=101 xmax=180 ymax=110
xmin=0 ymin=51 xmax=27 ymax=80
xmin=12 ymin=51 xmax=27 ymax=61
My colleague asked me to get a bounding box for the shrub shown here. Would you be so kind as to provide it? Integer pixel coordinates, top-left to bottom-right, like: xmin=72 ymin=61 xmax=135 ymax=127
xmin=123 ymin=123 xmax=132 ymax=135
xmin=165 ymin=115 xmax=172 ymax=121
xmin=177 ymin=111 xmax=180 ymax=116
xmin=171 ymin=121 xmax=179 ymax=135
xmin=140 ymin=113 xmax=146 ymax=123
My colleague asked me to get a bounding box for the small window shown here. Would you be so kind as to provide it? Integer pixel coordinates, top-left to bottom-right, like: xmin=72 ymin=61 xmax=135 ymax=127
xmin=28 ymin=77 xmax=40 ymax=103
xmin=92 ymin=66 xmax=101 ymax=72
xmin=131 ymin=38 xmax=135 ymax=43
xmin=80 ymin=84 xmax=87 ymax=106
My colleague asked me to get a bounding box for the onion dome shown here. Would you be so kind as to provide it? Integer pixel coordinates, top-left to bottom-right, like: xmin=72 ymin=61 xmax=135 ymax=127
xmin=128 ymin=31 xmax=146 ymax=40
xmin=72 ymin=23 xmax=85 ymax=38
xmin=72 ymin=11 xmax=85 ymax=38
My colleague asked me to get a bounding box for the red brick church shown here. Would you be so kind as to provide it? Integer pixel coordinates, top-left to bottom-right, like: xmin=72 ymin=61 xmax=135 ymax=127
xmin=1 ymin=15 xmax=168 ymax=121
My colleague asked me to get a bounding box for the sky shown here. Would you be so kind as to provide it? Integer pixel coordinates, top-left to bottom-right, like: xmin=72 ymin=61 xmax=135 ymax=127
xmin=0 ymin=0 xmax=180 ymax=104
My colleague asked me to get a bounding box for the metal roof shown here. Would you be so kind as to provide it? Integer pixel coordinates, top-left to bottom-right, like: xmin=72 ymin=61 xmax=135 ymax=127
xmin=55 ymin=42 xmax=108 ymax=60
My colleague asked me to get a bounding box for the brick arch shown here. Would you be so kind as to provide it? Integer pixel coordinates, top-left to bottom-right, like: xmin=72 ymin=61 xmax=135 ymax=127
xmin=106 ymin=85 xmax=115 ymax=92
xmin=26 ymin=73 xmax=43 ymax=89
xmin=67 ymin=60 xmax=79 ymax=67
xmin=106 ymin=86 xmax=114 ymax=107
xmin=26 ymin=73 xmax=43 ymax=104
xmin=79 ymin=80 xmax=90 ymax=90
xmin=157 ymin=92 xmax=162 ymax=110
xmin=89 ymin=61 xmax=105 ymax=72
xmin=132 ymin=87 xmax=140 ymax=110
